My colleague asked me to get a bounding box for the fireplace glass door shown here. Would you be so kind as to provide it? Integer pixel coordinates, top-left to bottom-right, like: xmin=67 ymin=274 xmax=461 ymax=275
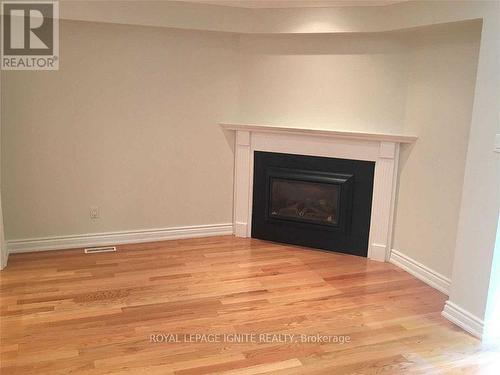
xmin=269 ymin=178 xmax=340 ymax=226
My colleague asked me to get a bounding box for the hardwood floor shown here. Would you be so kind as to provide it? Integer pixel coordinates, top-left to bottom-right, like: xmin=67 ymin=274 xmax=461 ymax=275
xmin=0 ymin=236 xmax=498 ymax=374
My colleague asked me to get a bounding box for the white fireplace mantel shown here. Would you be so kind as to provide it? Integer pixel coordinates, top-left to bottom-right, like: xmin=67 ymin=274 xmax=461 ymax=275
xmin=221 ymin=122 xmax=417 ymax=262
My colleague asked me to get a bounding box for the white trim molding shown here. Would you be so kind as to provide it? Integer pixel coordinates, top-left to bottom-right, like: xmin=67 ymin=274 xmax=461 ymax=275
xmin=442 ymin=301 xmax=484 ymax=339
xmin=221 ymin=123 xmax=417 ymax=144
xmin=222 ymin=122 xmax=417 ymax=262
xmin=7 ymin=223 xmax=233 ymax=253
xmin=389 ymin=249 xmax=451 ymax=295
xmin=0 ymin=248 xmax=7 ymax=270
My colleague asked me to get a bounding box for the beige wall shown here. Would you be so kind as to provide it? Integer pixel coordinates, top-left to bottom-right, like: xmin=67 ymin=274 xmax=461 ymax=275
xmin=447 ymin=0 xmax=499 ymax=321
xmin=393 ymin=22 xmax=481 ymax=278
xmin=1 ymin=20 xmax=239 ymax=239
xmin=0 ymin=74 xmax=6 ymax=270
xmin=238 ymin=33 xmax=409 ymax=134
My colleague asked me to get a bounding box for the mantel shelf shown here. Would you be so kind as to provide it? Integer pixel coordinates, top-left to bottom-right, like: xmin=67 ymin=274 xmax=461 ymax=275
xmin=220 ymin=123 xmax=417 ymax=144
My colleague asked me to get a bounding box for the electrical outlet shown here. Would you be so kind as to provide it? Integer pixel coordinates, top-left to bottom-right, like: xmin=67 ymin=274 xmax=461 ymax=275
xmin=90 ymin=206 xmax=100 ymax=219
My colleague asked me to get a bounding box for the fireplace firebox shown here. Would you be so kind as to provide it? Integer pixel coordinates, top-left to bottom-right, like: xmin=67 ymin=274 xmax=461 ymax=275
xmin=252 ymin=151 xmax=375 ymax=257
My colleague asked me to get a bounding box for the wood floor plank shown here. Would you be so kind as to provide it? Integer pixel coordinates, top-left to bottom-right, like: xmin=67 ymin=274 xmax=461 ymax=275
xmin=1 ymin=236 xmax=498 ymax=374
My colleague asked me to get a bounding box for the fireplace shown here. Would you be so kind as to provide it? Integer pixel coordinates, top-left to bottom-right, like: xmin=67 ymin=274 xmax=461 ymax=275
xmin=224 ymin=123 xmax=416 ymax=261
xmin=252 ymin=151 xmax=375 ymax=257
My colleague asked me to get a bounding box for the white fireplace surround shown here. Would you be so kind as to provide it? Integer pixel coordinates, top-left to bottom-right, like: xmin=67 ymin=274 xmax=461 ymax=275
xmin=221 ymin=123 xmax=417 ymax=262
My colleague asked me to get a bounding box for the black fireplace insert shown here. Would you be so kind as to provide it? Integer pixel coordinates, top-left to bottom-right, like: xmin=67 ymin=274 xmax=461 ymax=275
xmin=251 ymin=151 xmax=375 ymax=257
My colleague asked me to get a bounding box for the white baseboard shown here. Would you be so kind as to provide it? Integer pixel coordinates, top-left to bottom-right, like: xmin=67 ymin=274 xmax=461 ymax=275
xmin=0 ymin=248 xmax=8 ymax=270
xmin=389 ymin=249 xmax=451 ymax=295
xmin=234 ymin=222 xmax=248 ymax=237
xmin=368 ymin=243 xmax=388 ymax=262
xmin=389 ymin=250 xmax=485 ymax=338
xmin=442 ymin=301 xmax=484 ymax=338
xmin=7 ymin=223 xmax=234 ymax=253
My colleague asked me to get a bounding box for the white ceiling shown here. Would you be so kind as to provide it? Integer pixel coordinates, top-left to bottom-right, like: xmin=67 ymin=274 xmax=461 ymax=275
xmin=180 ymin=0 xmax=408 ymax=8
